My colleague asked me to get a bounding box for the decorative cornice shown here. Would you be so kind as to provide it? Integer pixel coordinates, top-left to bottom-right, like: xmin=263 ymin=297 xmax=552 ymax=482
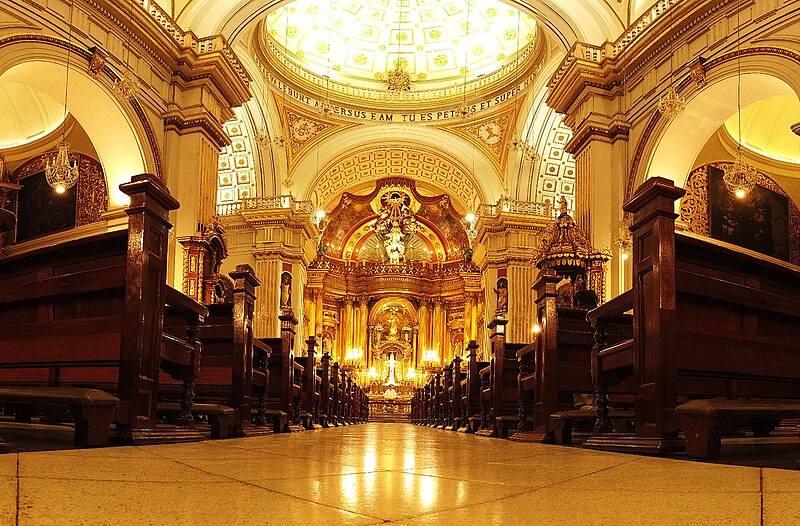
xmin=163 ymin=114 xmax=229 ymax=149
xmin=566 ymin=124 xmax=629 ymax=155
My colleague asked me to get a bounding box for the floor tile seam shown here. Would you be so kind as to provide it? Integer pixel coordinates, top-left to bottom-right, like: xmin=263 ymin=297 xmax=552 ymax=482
xmin=163 ymin=454 xmax=387 ymax=522
xmin=404 ymin=456 xmax=645 ymax=521
xmin=16 ymin=475 xmax=232 ymax=483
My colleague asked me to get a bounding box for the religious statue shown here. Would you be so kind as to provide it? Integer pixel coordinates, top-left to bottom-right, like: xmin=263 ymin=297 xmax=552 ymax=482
xmin=373 ymin=191 xmax=417 ymax=263
xmin=280 ymin=272 xmax=292 ymax=308
xmin=387 ymin=308 xmax=400 ymax=338
xmin=494 ymin=277 xmax=508 ymax=315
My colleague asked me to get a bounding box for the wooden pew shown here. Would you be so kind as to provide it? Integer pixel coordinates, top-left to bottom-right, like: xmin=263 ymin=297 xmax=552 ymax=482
xmin=260 ymin=309 xmax=303 ymax=432
xmin=294 ymin=336 xmax=322 ymax=430
xmin=317 ymin=353 xmax=332 ymax=428
xmin=447 ymin=356 xmax=463 ymax=430
xmin=0 ymin=174 xmax=206 ymax=446
xmin=477 ymin=319 xmax=523 ymax=437
xmin=515 ymin=269 xmax=633 ymax=442
xmin=459 ymin=340 xmax=489 ymax=433
xmin=329 ymin=361 xmax=342 ymax=426
xmin=160 ymin=264 xmax=271 ymax=438
xmin=586 ymin=177 xmax=800 ymax=456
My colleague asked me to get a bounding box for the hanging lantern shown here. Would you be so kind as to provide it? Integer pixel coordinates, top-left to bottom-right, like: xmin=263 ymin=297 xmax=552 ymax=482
xmin=723 ymin=153 xmax=759 ymax=199
xmin=45 ymin=142 xmax=79 ymax=194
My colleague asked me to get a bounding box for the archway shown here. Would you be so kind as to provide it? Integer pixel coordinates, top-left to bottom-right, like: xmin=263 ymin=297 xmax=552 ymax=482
xmin=643 ymin=70 xmax=800 ymax=193
xmin=0 ymin=59 xmax=148 ymax=207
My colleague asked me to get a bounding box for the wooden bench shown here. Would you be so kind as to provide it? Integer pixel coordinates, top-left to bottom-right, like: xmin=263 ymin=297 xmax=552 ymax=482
xmin=158 ymin=402 xmax=235 ymax=439
xmin=477 ymin=318 xmax=524 ymax=437
xmin=514 ymin=268 xmax=634 ymax=441
xmin=0 ymin=174 xmax=206 ymax=446
xmin=677 ymin=400 xmax=800 ymax=458
xmin=163 ymin=265 xmax=269 ymax=437
xmin=547 ymin=409 xmax=634 ymax=445
xmin=0 ymin=387 xmax=120 ymax=447
xmin=294 ymin=336 xmax=323 ymax=430
xmin=459 ymin=341 xmax=488 ymax=433
xmin=586 ymin=177 xmax=800 ymax=455
xmin=260 ymin=309 xmax=303 ymax=432
xmin=446 ymin=356 xmax=463 ymax=430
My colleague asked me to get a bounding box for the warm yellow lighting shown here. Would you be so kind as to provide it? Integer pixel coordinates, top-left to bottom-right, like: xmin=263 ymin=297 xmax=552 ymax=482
xmin=406 ymin=367 xmax=416 ymax=379
xmin=735 ymin=189 xmax=747 ymax=199
xmin=532 ymin=324 xmax=541 ymax=335
xmin=54 ymin=184 xmax=66 ymax=194
xmin=345 ymin=347 xmax=363 ymax=362
xmin=266 ymin=0 xmax=537 ymax=87
xmin=620 ymin=251 xmax=630 ymax=261
xmin=422 ymin=349 xmax=439 ymax=364
xmin=368 ymin=366 xmax=379 ymax=378
xmin=315 ymin=209 xmax=326 ymax=220
xmin=464 ymin=212 xmax=476 ymax=224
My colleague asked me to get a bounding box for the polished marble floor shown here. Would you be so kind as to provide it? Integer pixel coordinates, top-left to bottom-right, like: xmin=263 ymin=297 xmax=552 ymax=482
xmin=3 ymin=423 xmax=799 ymax=525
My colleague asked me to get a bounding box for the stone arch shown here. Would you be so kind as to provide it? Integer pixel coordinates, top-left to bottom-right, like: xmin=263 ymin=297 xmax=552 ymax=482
xmin=0 ymin=38 xmax=156 ymax=207
xmin=633 ymin=49 xmax=800 ymax=200
xmin=294 ymin=126 xmax=497 ymax=211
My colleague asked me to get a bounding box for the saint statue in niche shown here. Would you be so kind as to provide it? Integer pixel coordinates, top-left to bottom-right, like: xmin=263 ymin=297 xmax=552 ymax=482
xmin=387 ymin=308 xmax=400 ymax=338
xmin=494 ymin=277 xmax=508 ymax=315
xmin=280 ymin=272 xmax=292 ymax=308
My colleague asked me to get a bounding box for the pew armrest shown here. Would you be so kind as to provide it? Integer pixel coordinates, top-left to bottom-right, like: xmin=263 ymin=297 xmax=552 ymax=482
xmin=164 ymin=286 xmax=209 ymax=319
xmin=587 ymin=289 xmax=633 ymax=323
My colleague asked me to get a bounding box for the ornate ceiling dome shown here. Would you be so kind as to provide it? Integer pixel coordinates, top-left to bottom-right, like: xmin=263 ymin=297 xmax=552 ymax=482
xmin=264 ymin=0 xmax=537 ymax=98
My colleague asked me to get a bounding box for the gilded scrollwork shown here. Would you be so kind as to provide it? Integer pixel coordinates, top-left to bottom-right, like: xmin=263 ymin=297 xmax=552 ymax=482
xmin=680 ymin=166 xmax=711 ymax=235
xmin=683 ymin=162 xmax=800 ymax=265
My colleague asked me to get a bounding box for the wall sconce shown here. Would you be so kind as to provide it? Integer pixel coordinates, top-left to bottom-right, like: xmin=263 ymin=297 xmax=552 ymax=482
xmin=532 ymin=323 xmax=542 ymax=335
xmin=345 ymin=347 xmax=363 ymax=364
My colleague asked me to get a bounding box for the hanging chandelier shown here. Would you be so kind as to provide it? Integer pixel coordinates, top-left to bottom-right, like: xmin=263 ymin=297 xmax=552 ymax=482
xmin=47 ymin=0 xmax=79 ymax=194
xmin=508 ymin=137 xmax=540 ymax=162
xmin=723 ymin=3 xmax=757 ymax=199
xmin=657 ymin=84 xmax=685 ymax=119
xmin=723 ymin=152 xmax=758 ymax=199
xmin=112 ymin=71 xmax=141 ymax=101
xmin=112 ymin=0 xmax=141 ymax=101
xmin=46 ymin=142 xmax=80 ymax=194
xmin=657 ymin=6 xmax=685 ymax=120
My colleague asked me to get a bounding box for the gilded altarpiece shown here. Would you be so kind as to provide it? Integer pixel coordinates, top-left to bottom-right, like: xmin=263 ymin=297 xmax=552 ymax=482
xmin=306 ymin=178 xmax=481 ymax=399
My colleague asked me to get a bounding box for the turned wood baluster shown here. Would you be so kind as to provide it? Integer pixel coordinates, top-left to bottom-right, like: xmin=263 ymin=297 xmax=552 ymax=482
xmin=178 ymin=317 xmax=201 ymax=427
xmin=517 ymin=352 xmax=534 ymax=431
xmin=591 ymin=317 xmax=612 ymax=434
xmin=479 ymin=372 xmax=489 ymax=428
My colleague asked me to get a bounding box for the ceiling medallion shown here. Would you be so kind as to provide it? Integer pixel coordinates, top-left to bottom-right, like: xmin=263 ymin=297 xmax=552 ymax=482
xmin=723 ymin=153 xmax=759 ymax=199
xmin=386 ymin=62 xmax=411 ymax=92
xmin=657 ymin=84 xmax=685 ymax=119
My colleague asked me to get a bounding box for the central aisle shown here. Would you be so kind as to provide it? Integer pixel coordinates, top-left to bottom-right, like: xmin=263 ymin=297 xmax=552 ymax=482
xmin=6 ymin=423 xmax=798 ymax=525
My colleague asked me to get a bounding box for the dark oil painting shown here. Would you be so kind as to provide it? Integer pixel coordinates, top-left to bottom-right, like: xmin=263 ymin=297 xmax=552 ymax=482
xmin=708 ymin=165 xmax=790 ymax=262
xmin=16 ymin=171 xmax=77 ymax=242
